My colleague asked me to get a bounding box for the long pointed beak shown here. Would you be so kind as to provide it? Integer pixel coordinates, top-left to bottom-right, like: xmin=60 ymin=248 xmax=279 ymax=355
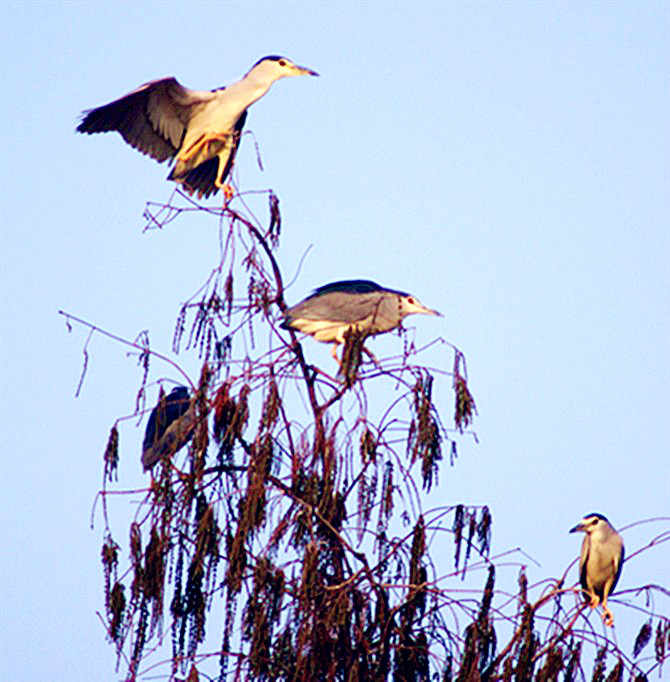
xmin=419 ymin=306 xmax=442 ymax=317
xmin=569 ymin=523 xmax=585 ymax=533
xmin=294 ymin=65 xmax=319 ymax=77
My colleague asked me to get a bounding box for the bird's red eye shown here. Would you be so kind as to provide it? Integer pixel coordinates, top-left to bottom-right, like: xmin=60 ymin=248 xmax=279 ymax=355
xmin=407 ymin=297 xmax=415 ymax=304
xmin=279 ymin=59 xmax=287 ymax=67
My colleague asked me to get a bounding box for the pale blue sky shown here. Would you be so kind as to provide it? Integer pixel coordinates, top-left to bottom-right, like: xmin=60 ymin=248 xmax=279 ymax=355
xmin=1 ymin=2 xmax=668 ymax=680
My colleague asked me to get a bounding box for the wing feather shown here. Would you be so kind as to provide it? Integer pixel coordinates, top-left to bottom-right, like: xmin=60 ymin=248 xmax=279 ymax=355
xmin=579 ymin=535 xmax=590 ymax=598
xmin=287 ymin=291 xmax=384 ymax=325
xmin=610 ymin=540 xmax=624 ymax=594
xmin=77 ymin=77 xmax=217 ymax=162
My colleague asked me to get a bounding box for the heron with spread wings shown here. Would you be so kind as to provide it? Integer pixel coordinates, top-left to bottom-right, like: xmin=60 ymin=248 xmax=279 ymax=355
xmin=77 ymin=56 xmax=318 ymax=199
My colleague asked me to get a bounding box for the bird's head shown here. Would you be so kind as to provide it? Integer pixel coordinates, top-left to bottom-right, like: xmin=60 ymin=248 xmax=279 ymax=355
xmin=249 ymin=56 xmax=319 ymax=82
xmin=397 ymin=292 xmax=442 ymax=320
xmin=570 ymin=513 xmax=613 ymax=536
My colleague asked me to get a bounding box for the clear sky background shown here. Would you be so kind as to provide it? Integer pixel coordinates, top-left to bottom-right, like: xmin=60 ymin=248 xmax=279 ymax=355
xmin=1 ymin=2 xmax=668 ymax=680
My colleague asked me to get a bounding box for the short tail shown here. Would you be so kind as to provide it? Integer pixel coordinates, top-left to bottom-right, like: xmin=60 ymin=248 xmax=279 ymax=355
xmin=168 ymin=157 xmax=221 ymax=199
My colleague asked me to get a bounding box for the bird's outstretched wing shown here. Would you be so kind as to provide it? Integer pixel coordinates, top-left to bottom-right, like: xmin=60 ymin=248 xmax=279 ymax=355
xmin=77 ymin=78 xmax=218 ymax=162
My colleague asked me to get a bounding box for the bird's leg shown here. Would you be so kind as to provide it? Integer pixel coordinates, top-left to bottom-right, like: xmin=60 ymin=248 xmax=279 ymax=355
xmin=178 ymin=132 xmax=231 ymax=163
xmin=331 ymin=343 xmax=342 ymax=366
xmin=178 ymin=135 xmax=207 ymax=162
xmin=221 ymin=183 xmax=235 ymax=201
xmin=214 ymin=155 xmax=227 ymax=188
xmin=601 ymin=604 xmax=615 ymax=627
xmin=212 ymin=157 xmax=235 ymax=199
xmin=600 ymin=583 xmax=615 ymax=626
xmin=211 ymin=156 xmax=235 ymax=199
xmin=587 ymin=592 xmax=600 ymax=610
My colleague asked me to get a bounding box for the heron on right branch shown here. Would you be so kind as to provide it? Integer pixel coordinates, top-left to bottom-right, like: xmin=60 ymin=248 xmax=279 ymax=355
xmin=282 ymin=279 xmax=441 ymax=364
xmin=570 ymin=513 xmax=624 ymax=627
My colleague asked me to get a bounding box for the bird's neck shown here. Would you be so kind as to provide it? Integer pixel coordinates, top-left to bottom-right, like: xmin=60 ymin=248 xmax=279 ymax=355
xmin=228 ymin=72 xmax=278 ymax=109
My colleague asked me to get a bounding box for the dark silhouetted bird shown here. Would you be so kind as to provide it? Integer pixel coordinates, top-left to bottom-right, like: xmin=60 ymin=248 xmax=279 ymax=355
xmin=142 ymin=386 xmax=196 ymax=471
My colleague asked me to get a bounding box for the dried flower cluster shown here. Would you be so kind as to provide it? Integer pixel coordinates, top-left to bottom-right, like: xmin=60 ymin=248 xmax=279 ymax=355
xmin=73 ymin=195 xmax=669 ymax=681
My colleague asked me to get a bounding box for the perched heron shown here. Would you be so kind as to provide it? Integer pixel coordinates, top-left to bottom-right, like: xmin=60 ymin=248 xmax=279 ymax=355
xmin=282 ymin=280 xmax=441 ymax=363
xmin=570 ymin=513 xmax=624 ymax=627
xmin=142 ymin=386 xmax=196 ymax=471
xmin=77 ymin=56 xmax=318 ymax=199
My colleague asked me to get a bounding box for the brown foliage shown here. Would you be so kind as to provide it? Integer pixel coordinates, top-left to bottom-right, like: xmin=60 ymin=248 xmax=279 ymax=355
xmin=80 ymin=198 xmax=669 ymax=682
